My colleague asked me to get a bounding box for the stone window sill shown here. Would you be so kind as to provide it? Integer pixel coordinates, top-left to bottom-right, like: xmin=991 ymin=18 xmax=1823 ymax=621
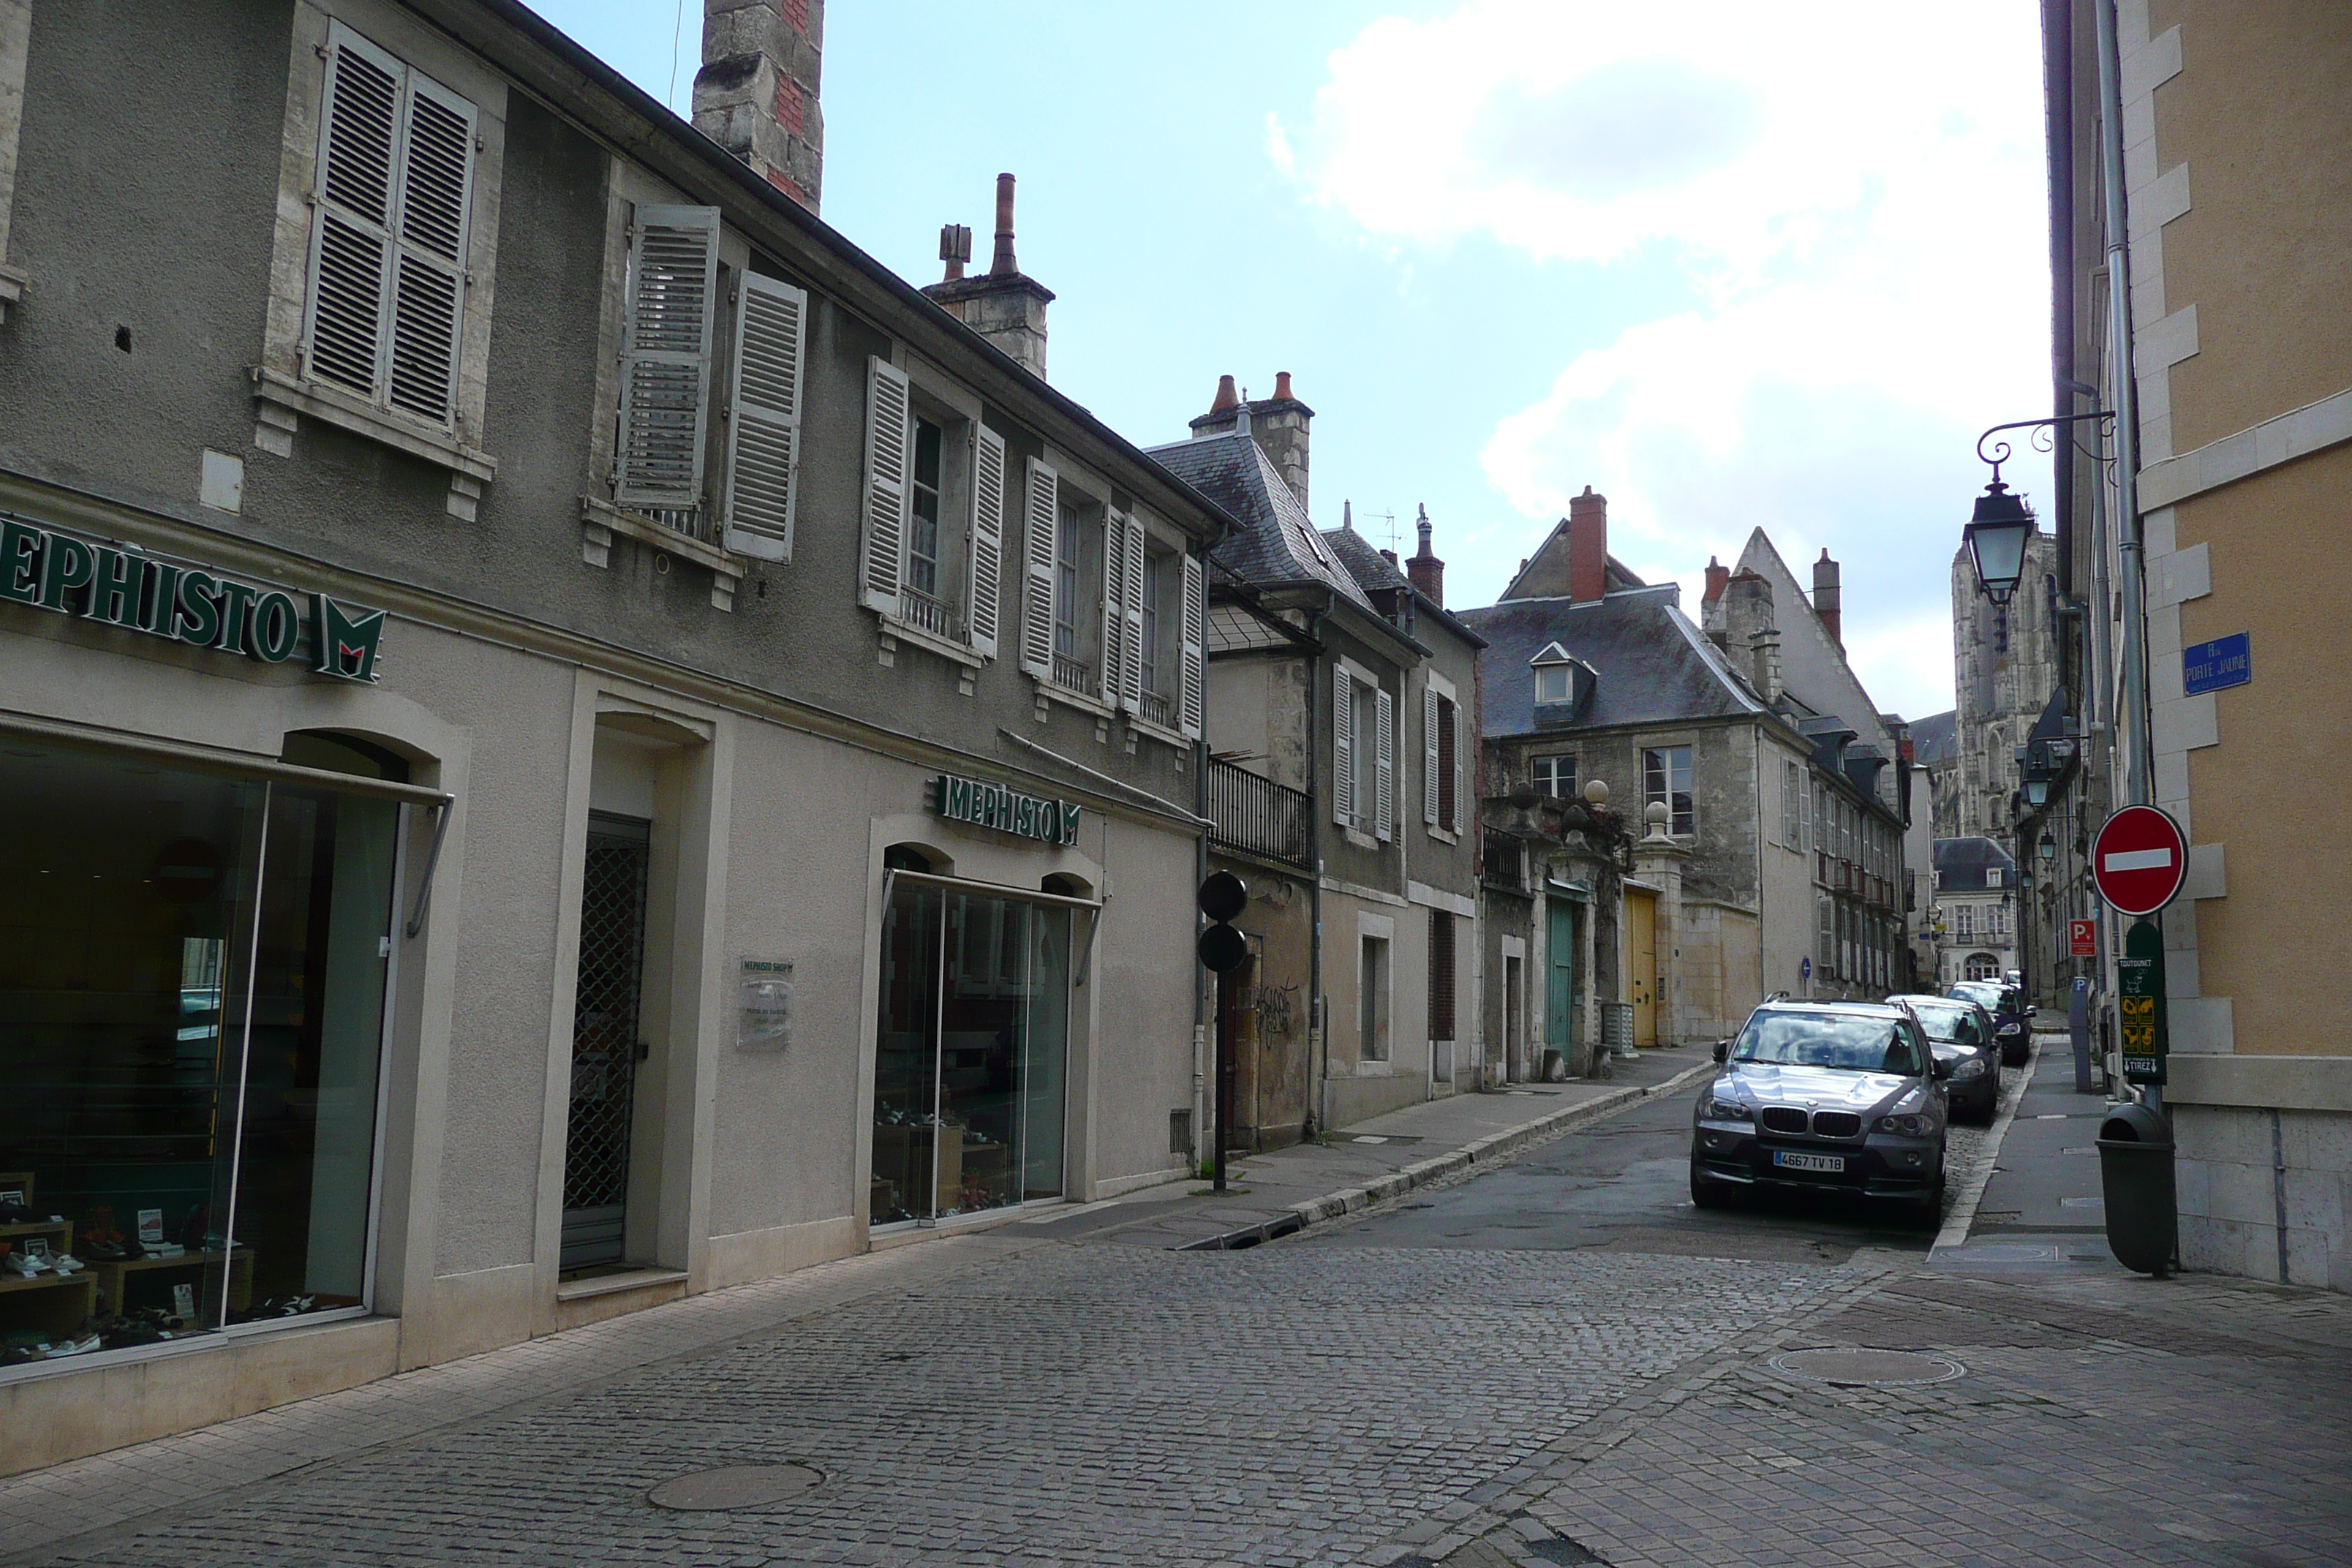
xmin=252 ymin=367 xmax=497 ymax=519
xmin=580 ymin=496 xmax=744 ymax=613
xmin=1425 ymin=824 xmax=1462 ymax=845
xmin=553 ymin=1267 xmax=689 ymax=1303
xmin=1035 ymin=674 xmax=1114 ymax=720
xmin=0 ymin=263 xmax=25 ymax=320
xmin=877 ymin=612 xmax=985 ymax=672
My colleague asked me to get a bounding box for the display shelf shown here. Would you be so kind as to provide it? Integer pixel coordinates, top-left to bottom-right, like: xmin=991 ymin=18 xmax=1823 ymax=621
xmin=87 ymin=1248 xmax=253 ymax=1316
xmin=0 ymin=1273 xmax=96 ymax=1337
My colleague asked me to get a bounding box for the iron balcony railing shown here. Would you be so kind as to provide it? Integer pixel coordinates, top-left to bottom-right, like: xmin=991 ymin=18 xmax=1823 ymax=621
xmin=899 ymin=586 xmax=963 ymax=644
xmin=1482 ymin=828 xmax=1526 ymax=893
xmin=1208 ymin=758 xmax=1313 ymax=869
xmin=1050 ymin=652 xmax=1098 ymax=699
xmin=1137 ymin=689 xmax=1177 ymax=730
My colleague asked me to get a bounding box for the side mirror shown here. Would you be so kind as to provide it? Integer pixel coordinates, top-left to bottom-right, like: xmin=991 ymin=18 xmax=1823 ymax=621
xmin=1711 ymin=1039 xmax=1730 ymax=1063
xmin=1931 ymin=1056 xmax=1953 ymax=1080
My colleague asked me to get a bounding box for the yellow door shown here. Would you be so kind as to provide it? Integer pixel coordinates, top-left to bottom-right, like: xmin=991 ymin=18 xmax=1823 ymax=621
xmin=1627 ymin=891 xmax=1658 ymax=1047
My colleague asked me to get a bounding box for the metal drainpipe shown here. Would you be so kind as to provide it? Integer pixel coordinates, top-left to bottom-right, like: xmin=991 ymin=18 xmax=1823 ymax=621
xmin=1308 ymin=592 xmax=1332 ymax=1140
xmin=1194 ymin=731 xmax=1209 ymax=1175
xmin=2095 ymin=0 xmax=2158 ymax=1113
xmin=2095 ymin=0 xmax=2151 ymax=814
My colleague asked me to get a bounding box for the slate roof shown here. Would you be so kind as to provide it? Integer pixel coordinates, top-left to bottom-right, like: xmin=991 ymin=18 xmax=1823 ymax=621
xmin=1145 ymin=433 xmax=1373 ymax=613
xmin=1910 ymin=709 xmax=1959 ymax=766
xmin=1458 ymin=585 xmax=1764 ymax=738
xmin=1319 ymin=525 xmax=1490 ymax=651
xmin=1934 ymin=835 xmax=2017 ymax=892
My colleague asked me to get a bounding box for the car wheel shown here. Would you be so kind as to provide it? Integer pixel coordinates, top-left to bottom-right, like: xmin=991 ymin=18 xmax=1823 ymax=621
xmin=2003 ymin=1040 xmax=2028 ymax=1067
xmin=1689 ymin=1164 xmax=1730 ymax=1209
xmin=1909 ymin=1172 xmax=1947 ymax=1230
xmin=1972 ymin=1087 xmax=1998 ymax=1126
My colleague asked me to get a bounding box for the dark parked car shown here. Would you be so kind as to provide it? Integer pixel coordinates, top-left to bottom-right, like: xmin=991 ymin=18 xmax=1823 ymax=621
xmin=1690 ymin=1000 xmax=1950 ymax=1226
xmin=1949 ymin=980 xmax=2032 ymax=1066
xmin=1890 ymin=993 xmax=1999 ymax=1124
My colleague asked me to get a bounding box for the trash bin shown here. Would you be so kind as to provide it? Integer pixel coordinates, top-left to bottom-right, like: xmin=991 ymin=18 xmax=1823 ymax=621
xmin=2097 ymin=1101 xmax=2176 ymax=1276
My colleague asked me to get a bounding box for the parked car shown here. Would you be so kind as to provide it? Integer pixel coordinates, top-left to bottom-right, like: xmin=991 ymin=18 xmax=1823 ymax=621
xmin=1889 ymin=993 xmax=1999 ymax=1125
xmin=1949 ymin=980 xmax=2032 ymax=1066
xmin=1690 ymin=1000 xmax=1950 ymax=1227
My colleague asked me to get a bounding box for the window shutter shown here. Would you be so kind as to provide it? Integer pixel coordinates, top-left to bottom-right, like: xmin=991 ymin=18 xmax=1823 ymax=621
xmin=720 ymin=271 xmax=806 ymax=560
xmin=1422 ymin=686 xmax=1441 ymax=828
xmin=1375 ymin=685 xmax=1395 ymax=843
xmin=1019 ymin=459 xmax=1058 ymax=676
xmin=387 ymin=73 xmax=474 ymax=425
xmin=1332 ymin=666 xmax=1354 ymax=828
xmin=1100 ymin=509 xmax=1126 ymax=701
xmin=1120 ymin=515 xmax=1147 ymax=711
xmin=308 ymin=33 xmax=400 ymax=402
xmin=615 ymin=205 xmax=721 ymax=509
xmin=966 ymin=424 xmax=1006 ymax=658
xmin=1179 ymin=553 xmax=1206 ymax=739
xmin=1453 ymin=701 xmax=1467 ymax=836
xmin=856 ymin=356 xmax=912 ymax=615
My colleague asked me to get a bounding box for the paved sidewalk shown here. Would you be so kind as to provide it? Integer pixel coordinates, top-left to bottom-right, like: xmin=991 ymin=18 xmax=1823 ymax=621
xmin=1023 ymin=1045 xmax=1712 ymax=1250
xmin=1933 ymin=1028 xmax=2125 ymax=1274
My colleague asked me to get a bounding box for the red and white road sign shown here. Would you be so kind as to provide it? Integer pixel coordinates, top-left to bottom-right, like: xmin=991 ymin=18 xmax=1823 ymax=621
xmin=2068 ymin=919 xmax=2097 ymax=957
xmin=2092 ymin=804 xmax=2188 ymax=917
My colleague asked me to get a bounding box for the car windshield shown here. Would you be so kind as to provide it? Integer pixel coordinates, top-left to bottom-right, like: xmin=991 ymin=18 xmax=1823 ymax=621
xmin=1950 ymin=984 xmax=1999 ymax=1007
xmin=1905 ymin=1003 xmax=1980 ymax=1045
xmin=1733 ymin=1013 xmax=1922 ymax=1074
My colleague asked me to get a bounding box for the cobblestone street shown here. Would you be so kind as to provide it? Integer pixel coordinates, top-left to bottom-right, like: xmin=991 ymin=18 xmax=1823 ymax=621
xmin=12 ymin=1068 xmax=2351 ymax=1568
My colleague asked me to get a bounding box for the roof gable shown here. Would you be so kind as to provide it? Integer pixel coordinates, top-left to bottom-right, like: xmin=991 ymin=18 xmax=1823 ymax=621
xmin=1459 ymin=584 xmax=1763 ymax=736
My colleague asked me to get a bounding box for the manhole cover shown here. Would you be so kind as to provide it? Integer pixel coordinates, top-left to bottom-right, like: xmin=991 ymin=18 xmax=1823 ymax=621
xmin=1768 ymin=1349 xmax=1964 ymax=1387
xmin=647 ymin=1463 xmax=823 ymax=1511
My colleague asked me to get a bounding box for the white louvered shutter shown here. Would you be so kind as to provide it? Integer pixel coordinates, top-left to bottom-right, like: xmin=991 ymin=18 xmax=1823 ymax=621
xmin=1375 ymin=687 xmax=1395 ymax=843
xmin=967 ymin=425 xmax=1006 ymax=658
xmin=720 ymin=272 xmax=805 ymax=560
xmin=1453 ymin=701 xmax=1467 ymax=835
xmin=1180 ymin=553 xmax=1206 ymax=739
xmin=1423 ymin=686 xmax=1441 ymax=828
xmin=306 ymin=26 xmax=475 ymax=427
xmin=1333 ymin=665 xmax=1354 ymax=828
xmin=859 ymin=357 xmax=912 ymax=615
xmin=615 ymin=206 xmax=721 ymax=508
xmin=387 ymin=72 xmax=474 ymax=425
xmin=1020 ymin=459 xmax=1058 ymax=677
xmin=1120 ymin=515 xmax=1147 ymax=712
xmin=1101 ymin=510 xmax=1127 ymax=704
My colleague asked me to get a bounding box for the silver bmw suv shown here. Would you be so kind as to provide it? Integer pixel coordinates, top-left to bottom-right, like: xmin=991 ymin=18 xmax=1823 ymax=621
xmin=1689 ymin=999 xmax=1950 ymax=1226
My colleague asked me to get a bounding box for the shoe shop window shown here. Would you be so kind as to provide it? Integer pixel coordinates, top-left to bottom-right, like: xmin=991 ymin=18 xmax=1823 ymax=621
xmin=0 ymin=739 xmax=398 ymax=1373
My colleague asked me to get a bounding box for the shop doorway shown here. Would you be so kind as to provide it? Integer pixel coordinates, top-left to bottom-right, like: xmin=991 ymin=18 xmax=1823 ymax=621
xmin=1544 ymin=897 xmax=1579 ymax=1073
xmin=1627 ymin=890 xmax=1659 ymax=1048
xmin=872 ymin=869 xmax=1074 ymax=1226
xmin=561 ymin=813 xmax=650 ymax=1273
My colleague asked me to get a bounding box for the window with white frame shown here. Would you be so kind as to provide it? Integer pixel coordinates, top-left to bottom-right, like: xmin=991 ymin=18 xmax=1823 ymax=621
xmin=1333 ymin=665 xmax=1394 ymax=841
xmin=1423 ymin=680 xmax=1465 ymax=836
xmin=1532 ymin=754 xmax=1575 ymax=799
xmin=1782 ymin=760 xmax=1801 ymax=847
xmin=1017 ymin=467 xmax=1200 ymax=736
xmin=1643 ymin=745 xmax=1694 ymax=836
xmin=255 ymin=18 xmax=508 ymax=517
xmin=1956 ymin=903 xmax=1975 ymax=939
xmin=1053 ymin=501 xmax=1082 ymax=662
xmin=857 ymin=358 xmax=1003 ymax=657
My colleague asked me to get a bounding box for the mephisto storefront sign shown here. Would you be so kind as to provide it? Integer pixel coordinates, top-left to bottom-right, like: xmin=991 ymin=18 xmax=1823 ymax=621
xmin=0 ymin=516 xmax=386 ymax=682
xmin=930 ymin=772 xmax=1082 ymax=846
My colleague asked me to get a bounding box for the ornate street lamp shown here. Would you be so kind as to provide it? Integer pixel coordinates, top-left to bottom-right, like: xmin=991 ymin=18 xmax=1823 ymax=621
xmin=1967 ymin=412 xmax=2113 ymax=606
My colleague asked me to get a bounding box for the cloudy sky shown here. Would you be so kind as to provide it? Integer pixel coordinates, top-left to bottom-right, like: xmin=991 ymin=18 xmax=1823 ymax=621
xmin=532 ymin=0 xmax=2051 ymax=722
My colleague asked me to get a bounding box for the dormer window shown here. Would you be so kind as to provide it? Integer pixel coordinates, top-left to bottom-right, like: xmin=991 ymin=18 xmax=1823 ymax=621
xmin=1534 ymin=665 xmax=1572 ymax=704
xmin=1529 ymin=641 xmax=1589 ymax=722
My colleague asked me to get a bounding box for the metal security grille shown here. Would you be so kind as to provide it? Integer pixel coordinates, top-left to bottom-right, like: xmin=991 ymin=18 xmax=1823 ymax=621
xmin=562 ymin=820 xmax=650 ymax=1271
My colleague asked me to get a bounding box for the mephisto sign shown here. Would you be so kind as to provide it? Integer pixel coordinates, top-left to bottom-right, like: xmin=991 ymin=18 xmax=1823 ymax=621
xmin=0 ymin=516 xmax=386 ymax=684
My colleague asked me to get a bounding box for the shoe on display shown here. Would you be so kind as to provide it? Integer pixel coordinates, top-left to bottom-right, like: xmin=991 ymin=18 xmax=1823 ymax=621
xmin=3 ymin=1252 xmax=45 ymax=1277
xmin=51 ymin=1254 xmax=83 ymax=1275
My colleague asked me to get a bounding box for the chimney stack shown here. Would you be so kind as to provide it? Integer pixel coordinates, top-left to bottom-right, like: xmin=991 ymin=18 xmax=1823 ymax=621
xmin=1568 ymin=486 xmax=1608 ymax=604
xmin=919 ymin=173 xmax=1054 ymax=380
xmin=1723 ymin=570 xmax=1781 ymax=704
xmin=1188 ymin=371 xmax=1313 ymax=512
xmin=1703 ymin=556 xmax=1730 ymax=604
xmin=1812 ymin=548 xmax=1842 ymax=648
xmin=694 ymin=0 xmax=825 ymax=214
xmin=1407 ymin=503 xmax=1445 ymax=607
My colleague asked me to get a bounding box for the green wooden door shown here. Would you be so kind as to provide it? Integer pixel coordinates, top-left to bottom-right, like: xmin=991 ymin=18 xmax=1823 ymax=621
xmin=1545 ymin=897 xmax=1580 ymax=1060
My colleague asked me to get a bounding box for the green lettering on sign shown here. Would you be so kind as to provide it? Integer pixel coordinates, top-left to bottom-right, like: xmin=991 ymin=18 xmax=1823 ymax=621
xmin=0 ymin=516 xmax=385 ymax=683
xmin=930 ymin=772 xmax=1082 ymax=847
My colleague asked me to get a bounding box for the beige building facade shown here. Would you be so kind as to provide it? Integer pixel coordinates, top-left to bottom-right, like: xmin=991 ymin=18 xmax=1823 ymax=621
xmin=2046 ymin=0 xmax=2352 ymax=1286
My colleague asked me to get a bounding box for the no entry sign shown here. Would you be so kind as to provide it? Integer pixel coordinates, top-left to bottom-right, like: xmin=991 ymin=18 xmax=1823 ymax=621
xmin=2092 ymin=805 xmax=2187 ymax=917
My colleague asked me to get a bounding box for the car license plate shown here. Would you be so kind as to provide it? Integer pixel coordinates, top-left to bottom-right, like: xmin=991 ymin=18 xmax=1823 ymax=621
xmin=1773 ymin=1150 xmax=1845 ymax=1173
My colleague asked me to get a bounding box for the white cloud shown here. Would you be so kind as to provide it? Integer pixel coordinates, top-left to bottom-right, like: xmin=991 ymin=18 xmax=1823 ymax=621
xmin=1280 ymin=0 xmax=2053 ymax=718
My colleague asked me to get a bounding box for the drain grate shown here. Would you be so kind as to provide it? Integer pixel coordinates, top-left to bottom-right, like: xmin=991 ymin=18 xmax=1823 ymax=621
xmin=647 ymin=1463 xmax=823 ymax=1511
xmin=1768 ymin=1349 xmax=1964 ymax=1387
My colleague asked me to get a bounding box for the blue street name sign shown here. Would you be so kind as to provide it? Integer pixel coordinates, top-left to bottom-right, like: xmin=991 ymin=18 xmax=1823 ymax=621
xmin=2182 ymin=632 xmax=2251 ymax=696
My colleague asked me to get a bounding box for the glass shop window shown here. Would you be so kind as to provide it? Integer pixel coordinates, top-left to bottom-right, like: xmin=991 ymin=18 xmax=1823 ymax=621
xmin=0 ymin=741 xmax=397 ymax=1372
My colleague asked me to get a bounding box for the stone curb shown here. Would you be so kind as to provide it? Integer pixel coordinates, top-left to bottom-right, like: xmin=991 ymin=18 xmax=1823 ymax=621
xmin=1185 ymin=1058 xmax=1717 ymax=1250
